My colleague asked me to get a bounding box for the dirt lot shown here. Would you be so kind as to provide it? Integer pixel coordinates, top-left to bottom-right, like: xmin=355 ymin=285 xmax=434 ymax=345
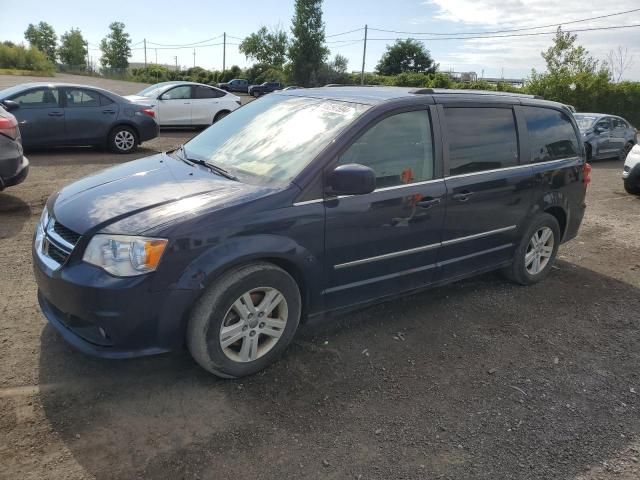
xmin=1 ymin=74 xmax=640 ymax=480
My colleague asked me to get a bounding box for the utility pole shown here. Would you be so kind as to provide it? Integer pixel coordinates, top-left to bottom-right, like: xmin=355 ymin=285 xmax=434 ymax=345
xmin=144 ymin=38 xmax=147 ymax=68
xmin=193 ymin=48 xmax=196 ymax=68
xmin=84 ymin=41 xmax=89 ymax=71
xmin=360 ymin=24 xmax=368 ymax=85
xmin=222 ymin=32 xmax=226 ymax=73
xmin=155 ymin=49 xmax=158 ymax=64
xmin=174 ymin=55 xmax=178 ymax=71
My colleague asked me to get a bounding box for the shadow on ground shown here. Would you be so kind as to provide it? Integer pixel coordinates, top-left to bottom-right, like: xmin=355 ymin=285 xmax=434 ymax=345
xmin=0 ymin=193 xmax=31 ymax=239
xmin=38 ymin=262 xmax=640 ymax=479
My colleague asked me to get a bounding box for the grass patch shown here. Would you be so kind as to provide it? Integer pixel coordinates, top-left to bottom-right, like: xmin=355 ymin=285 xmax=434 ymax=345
xmin=0 ymin=68 xmax=54 ymax=77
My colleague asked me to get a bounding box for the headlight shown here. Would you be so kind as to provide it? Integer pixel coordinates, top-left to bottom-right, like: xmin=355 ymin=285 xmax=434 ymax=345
xmin=83 ymin=234 xmax=168 ymax=277
xmin=34 ymin=207 xmax=49 ymax=252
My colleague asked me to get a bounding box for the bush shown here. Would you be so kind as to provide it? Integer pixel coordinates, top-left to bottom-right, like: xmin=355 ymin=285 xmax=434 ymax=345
xmin=0 ymin=43 xmax=54 ymax=74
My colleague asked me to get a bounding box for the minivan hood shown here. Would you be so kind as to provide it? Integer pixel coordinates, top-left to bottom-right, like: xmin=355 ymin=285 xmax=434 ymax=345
xmin=50 ymin=153 xmax=275 ymax=235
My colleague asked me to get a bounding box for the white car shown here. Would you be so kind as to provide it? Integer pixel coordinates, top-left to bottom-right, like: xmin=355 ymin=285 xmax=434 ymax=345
xmin=125 ymin=81 xmax=241 ymax=127
xmin=623 ymin=143 xmax=640 ymax=195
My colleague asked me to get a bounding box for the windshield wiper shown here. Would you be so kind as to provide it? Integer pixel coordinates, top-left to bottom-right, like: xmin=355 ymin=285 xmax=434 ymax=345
xmin=173 ymin=145 xmax=239 ymax=182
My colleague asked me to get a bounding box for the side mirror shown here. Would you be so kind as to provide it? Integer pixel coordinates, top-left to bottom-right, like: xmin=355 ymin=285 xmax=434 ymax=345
xmin=327 ymin=164 xmax=376 ymax=196
xmin=2 ymin=100 xmax=19 ymax=111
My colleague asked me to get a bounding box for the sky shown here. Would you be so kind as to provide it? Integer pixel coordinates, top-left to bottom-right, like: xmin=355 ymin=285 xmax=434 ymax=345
xmin=1 ymin=0 xmax=639 ymax=80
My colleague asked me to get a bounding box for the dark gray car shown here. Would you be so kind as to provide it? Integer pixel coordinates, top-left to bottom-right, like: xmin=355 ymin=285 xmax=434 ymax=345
xmin=0 ymin=105 xmax=28 ymax=190
xmin=574 ymin=113 xmax=637 ymax=161
xmin=0 ymin=83 xmax=159 ymax=154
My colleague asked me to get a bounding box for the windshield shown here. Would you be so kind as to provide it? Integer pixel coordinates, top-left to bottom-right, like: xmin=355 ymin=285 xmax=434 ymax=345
xmin=574 ymin=115 xmax=598 ymax=130
xmin=182 ymin=94 xmax=369 ymax=185
xmin=135 ymin=83 xmax=175 ymax=98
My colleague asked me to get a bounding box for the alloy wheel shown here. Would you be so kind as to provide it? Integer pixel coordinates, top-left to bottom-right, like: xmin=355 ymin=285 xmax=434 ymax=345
xmin=525 ymin=226 xmax=554 ymax=275
xmin=114 ymin=130 xmax=135 ymax=151
xmin=219 ymin=287 xmax=288 ymax=363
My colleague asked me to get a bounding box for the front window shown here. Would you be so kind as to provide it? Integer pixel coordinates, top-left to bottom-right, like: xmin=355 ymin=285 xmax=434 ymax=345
xmin=573 ymin=115 xmax=597 ymax=130
xmin=182 ymin=94 xmax=369 ymax=185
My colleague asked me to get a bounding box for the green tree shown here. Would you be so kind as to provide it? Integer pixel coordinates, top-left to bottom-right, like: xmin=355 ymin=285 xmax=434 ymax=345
xmin=240 ymin=26 xmax=288 ymax=68
xmin=288 ymin=0 xmax=329 ymax=86
xmin=58 ymin=28 xmax=87 ymax=67
xmin=375 ymin=39 xmax=438 ymax=76
xmin=24 ymin=22 xmax=57 ymax=63
xmin=541 ymin=26 xmax=599 ymax=76
xmin=99 ymin=22 xmax=131 ymax=69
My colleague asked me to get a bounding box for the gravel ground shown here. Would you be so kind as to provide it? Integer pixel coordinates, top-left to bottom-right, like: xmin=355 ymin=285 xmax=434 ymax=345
xmin=1 ymin=74 xmax=640 ymax=480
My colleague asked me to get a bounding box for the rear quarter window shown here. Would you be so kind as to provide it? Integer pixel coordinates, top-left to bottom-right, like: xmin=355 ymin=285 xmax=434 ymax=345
xmin=523 ymin=107 xmax=579 ymax=163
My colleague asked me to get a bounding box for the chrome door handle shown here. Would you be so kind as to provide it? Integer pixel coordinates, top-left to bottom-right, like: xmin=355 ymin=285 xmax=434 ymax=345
xmin=452 ymin=192 xmax=473 ymax=202
xmin=416 ymin=197 xmax=442 ymax=209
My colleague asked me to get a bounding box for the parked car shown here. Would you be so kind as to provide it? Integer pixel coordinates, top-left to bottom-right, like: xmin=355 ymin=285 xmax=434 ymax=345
xmin=623 ymin=144 xmax=640 ymax=194
xmin=126 ymin=81 xmax=241 ymax=127
xmin=217 ymin=79 xmax=249 ymax=93
xmin=0 ymin=83 xmax=159 ymax=154
xmin=248 ymin=82 xmax=282 ymax=97
xmin=0 ymin=105 xmax=28 ymax=190
xmin=574 ymin=113 xmax=636 ymax=161
xmin=33 ymin=87 xmax=588 ymax=378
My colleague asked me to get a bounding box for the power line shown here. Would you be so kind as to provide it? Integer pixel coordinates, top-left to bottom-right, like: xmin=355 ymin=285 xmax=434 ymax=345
xmin=326 ymin=27 xmax=364 ymax=38
xmin=345 ymin=22 xmax=640 ymax=42
xmin=146 ymin=34 xmax=224 ymax=47
xmin=329 ymin=40 xmax=363 ymax=49
xmin=368 ymin=7 xmax=640 ymax=36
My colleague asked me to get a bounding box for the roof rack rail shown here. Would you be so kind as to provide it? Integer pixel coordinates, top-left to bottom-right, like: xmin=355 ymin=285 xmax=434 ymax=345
xmin=409 ymin=87 xmax=544 ymax=100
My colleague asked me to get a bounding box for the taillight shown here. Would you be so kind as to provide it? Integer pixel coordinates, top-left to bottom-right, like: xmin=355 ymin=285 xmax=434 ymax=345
xmin=583 ymin=162 xmax=592 ymax=187
xmin=0 ymin=116 xmax=18 ymax=140
xmin=141 ymin=108 xmax=155 ymax=118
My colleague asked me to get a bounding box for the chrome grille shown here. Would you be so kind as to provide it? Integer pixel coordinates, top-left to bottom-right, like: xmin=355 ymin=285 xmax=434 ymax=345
xmin=52 ymin=221 xmax=81 ymax=245
xmin=37 ymin=217 xmax=80 ymax=269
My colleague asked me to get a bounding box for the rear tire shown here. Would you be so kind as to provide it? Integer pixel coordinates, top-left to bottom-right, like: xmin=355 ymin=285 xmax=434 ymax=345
xmin=620 ymin=142 xmax=634 ymax=162
xmin=187 ymin=262 xmax=301 ymax=378
xmin=502 ymin=213 xmax=561 ymax=286
xmin=213 ymin=110 xmax=230 ymax=123
xmin=108 ymin=125 xmax=138 ymax=154
xmin=624 ymin=177 xmax=640 ymax=195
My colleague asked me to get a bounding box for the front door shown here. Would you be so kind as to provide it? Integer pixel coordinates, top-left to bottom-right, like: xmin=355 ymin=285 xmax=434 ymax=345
xmin=323 ymin=108 xmax=446 ymax=310
xmin=8 ymin=86 xmax=64 ymax=146
xmin=437 ymin=105 xmax=533 ymax=282
xmin=157 ymin=85 xmax=193 ymax=125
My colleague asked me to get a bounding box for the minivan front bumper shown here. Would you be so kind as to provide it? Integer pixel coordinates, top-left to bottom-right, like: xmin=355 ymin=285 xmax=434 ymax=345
xmin=33 ymin=247 xmax=195 ymax=359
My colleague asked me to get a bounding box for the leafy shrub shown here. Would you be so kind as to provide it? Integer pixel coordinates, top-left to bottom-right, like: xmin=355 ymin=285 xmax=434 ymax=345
xmin=0 ymin=43 xmax=54 ymax=74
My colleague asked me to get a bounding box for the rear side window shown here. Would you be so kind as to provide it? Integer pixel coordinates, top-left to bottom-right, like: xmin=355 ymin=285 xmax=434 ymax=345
xmin=195 ymin=86 xmax=225 ymax=99
xmin=445 ymin=107 xmax=519 ymax=176
xmin=523 ymin=107 xmax=579 ymax=163
xmin=613 ymin=117 xmax=628 ymax=129
xmin=65 ymin=88 xmax=100 ymax=107
xmin=338 ymin=110 xmax=434 ymax=188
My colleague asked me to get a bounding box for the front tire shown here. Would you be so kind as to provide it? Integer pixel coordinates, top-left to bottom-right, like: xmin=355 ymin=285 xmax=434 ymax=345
xmin=108 ymin=125 xmax=138 ymax=154
xmin=503 ymin=213 xmax=561 ymax=286
xmin=187 ymin=262 xmax=301 ymax=378
xmin=624 ymin=177 xmax=640 ymax=195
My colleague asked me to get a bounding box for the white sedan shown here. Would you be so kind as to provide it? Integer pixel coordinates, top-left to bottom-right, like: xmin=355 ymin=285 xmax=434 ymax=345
xmin=125 ymin=81 xmax=241 ymax=127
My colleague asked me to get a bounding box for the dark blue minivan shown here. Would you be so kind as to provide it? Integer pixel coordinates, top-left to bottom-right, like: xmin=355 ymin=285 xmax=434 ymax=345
xmin=33 ymin=87 xmax=589 ymax=377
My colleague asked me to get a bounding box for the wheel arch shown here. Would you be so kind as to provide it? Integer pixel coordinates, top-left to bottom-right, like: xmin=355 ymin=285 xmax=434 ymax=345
xmin=108 ymin=121 xmax=140 ymax=144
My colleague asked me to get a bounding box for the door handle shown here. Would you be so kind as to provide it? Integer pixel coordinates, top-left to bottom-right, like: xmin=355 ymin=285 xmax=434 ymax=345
xmin=183 ymin=102 xmax=191 ymax=105
xmin=415 ymin=197 xmax=441 ymax=209
xmin=102 ymin=109 xmax=116 ymax=114
xmin=452 ymin=191 xmax=473 ymax=202
xmin=48 ymin=111 xmax=63 ymax=117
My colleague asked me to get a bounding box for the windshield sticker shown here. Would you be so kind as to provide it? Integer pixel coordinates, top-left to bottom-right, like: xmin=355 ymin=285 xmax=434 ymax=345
xmin=319 ymin=102 xmax=356 ymax=116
